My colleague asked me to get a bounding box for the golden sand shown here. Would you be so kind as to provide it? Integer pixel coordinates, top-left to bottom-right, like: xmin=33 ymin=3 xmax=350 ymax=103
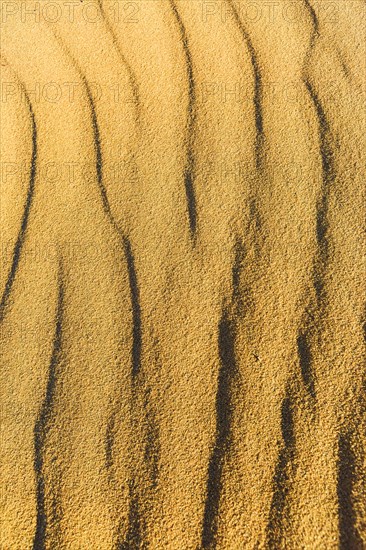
xmin=1 ymin=0 xmax=365 ymax=548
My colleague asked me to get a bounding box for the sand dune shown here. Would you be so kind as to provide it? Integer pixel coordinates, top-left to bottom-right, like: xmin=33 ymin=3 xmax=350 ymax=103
xmin=1 ymin=0 xmax=365 ymax=548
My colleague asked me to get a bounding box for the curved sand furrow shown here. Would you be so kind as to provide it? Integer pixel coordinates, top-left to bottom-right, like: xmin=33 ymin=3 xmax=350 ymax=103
xmin=0 ymin=63 xmax=36 ymax=320
xmin=169 ymin=0 xmax=198 ymax=237
xmin=33 ymin=255 xmax=64 ymax=549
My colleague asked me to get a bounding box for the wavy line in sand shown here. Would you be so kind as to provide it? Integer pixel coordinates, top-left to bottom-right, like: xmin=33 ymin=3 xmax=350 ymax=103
xmin=169 ymin=0 xmax=198 ymax=239
xmin=0 ymin=71 xmax=37 ymax=322
xmin=33 ymin=255 xmax=65 ymax=550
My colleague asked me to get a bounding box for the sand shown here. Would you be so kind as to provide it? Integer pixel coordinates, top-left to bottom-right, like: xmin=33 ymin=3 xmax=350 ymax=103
xmin=0 ymin=0 xmax=365 ymax=548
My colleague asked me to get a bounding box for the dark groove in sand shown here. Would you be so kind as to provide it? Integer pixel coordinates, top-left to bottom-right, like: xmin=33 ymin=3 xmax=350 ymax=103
xmin=33 ymin=257 xmax=64 ymax=550
xmin=202 ymin=243 xmax=244 ymax=548
xmin=202 ymin=309 xmax=236 ymax=549
xmin=121 ymin=236 xmax=142 ymax=546
xmin=97 ymin=0 xmax=142 ymax=124
xmin=231 ymin=238 xmax=246 ymax=313
xmin=297 ymin=333 xmax=316 ymax=399
xmin=123 ymin=237 xmax=142 ymax=379
xmin=0 ymin=83 xmax=37 ymax=323
xmin=336 ymin=48 xmax=352 ymax=84
xmin=228 ymin=0 xmax=264 ymax=171
xmin=143 ymin=384 xmax=161 ymax=489
xmin=51 ymin=30 xmax=136 ymax=239
xmin=50 ymin=33 xmax=109 ymax=222
xmin=169 ymin=0 xmax=197 ymax=238
xmin=337 ymin=432 xmax=363 ymax=549
xmin=118 ymin=481 xmax=141 ymax=550
xmin=305 ymin=81 xmax=334 ymax=292
xmin=266 ymin=394 xmax=296 ymax=549
xmin=303 ymin=0 xmax=319 ymax=38
xmin=299 ymin=3 xmax=333 ymax=407
xmin=303 ymin=0 xmax=335 ymax=304
xmin=105 ymin=411 xmax=116 ymax=471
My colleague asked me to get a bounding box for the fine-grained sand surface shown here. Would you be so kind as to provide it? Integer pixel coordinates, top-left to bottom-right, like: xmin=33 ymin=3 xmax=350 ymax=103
xmin=1 ymin=1 xmax=365 ymax=548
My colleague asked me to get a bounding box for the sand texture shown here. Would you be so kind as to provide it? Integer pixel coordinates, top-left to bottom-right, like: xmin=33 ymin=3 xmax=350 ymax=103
xmin=1 ymin=0 xmax=365 ymax=548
